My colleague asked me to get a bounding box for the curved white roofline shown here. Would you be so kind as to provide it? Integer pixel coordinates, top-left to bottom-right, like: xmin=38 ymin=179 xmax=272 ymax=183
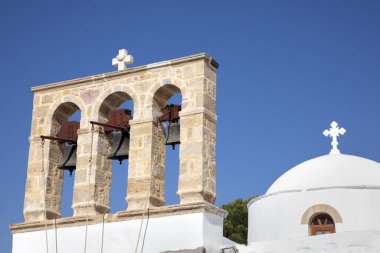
xmin=248 ymin=185 xmax=380 ymax=207
xmin=266 ymin=154 xmax=380 ymax=195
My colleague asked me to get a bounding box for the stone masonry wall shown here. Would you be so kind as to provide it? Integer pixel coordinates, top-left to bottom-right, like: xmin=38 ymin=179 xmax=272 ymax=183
xmin=23 ymin=53 xmax=218 ymax=222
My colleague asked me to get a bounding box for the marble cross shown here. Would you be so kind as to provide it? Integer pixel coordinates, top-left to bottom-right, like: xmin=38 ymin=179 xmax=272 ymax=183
xmin=323 ymin=121 xmax=346 ymax=154
xmin=112 ymin=49 xmax=134 ymax=71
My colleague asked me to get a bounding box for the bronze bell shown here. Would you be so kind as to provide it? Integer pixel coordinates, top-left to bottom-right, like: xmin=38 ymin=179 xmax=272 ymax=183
xmin=165 ymin=122 xmax=180 ymax=150
xmin=58 ymin=143 xmax=77 ymax=176
xmin=108 ymin=131 xmax=130 ymax=164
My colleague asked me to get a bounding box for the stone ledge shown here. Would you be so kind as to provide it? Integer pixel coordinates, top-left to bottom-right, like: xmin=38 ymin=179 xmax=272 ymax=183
xmin=129 ymin=117 xmax=155 ymax=125
xmin=179 ymin=108 xmax=217 ymax=123
xmin=10 ymin=202 xmax=227 ymax=234
xmin=160 ymin=247 xmax=206 ymax=253
xmin=31 ymin=53 xmax=218 ymax=92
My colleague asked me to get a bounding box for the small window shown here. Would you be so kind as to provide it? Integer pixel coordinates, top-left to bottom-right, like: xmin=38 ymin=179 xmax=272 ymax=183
xmin=310 ymin=214 xmax=335 ymax=236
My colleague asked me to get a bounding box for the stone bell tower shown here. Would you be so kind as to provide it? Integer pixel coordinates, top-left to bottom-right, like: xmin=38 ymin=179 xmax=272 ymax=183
xmin=10 ymin=51 xmax=227 ymax=253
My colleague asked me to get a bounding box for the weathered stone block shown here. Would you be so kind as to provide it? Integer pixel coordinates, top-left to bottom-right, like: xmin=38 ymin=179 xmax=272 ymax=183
xmin=41 ymin=94 xmax=53 ymax=104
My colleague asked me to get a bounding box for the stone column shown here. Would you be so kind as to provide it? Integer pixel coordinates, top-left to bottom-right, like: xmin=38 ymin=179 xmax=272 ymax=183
xmin=24 ymin=98 xmax=82 ymax=222
xmin=72 ymin=127 xmax=111 ymax=216
xmin=126 ymin=119 xmax=166 ymax=210
xmin=178 ymin=111 xmax=216 ymax=204
xmin=24 ymin=137 xmax=63 ymax=221
xmin=178 ymin=63 xmax=217 ymax=205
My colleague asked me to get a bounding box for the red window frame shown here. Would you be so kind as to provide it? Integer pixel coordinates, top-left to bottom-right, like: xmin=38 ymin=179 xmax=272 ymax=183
xmin=310 ymin=214 xmax=335 ymax=236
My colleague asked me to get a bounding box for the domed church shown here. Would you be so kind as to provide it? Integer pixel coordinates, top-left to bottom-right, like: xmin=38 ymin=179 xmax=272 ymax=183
xmin=242 ymin=121 xmax=380 ymax=252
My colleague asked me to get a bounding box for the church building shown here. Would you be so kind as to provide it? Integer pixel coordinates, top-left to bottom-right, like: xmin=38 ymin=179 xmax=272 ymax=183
xmin=245 ymin=121 xmax=380 ymax=252
xmin=10 ymin=51 xmax=380 ymax=253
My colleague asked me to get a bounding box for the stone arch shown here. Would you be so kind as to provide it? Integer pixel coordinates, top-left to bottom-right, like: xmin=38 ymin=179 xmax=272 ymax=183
xmin=154 ymin=77 xmax=185 ymax=97
xmin=301 ymin=204 xmax=343 ymax=224
xmin=92 ymin=89 xmax=135 ymax=212
xmin=44 ymin=100 xmax=83 ymax=218
xmin=46 ymin=96 xmax=86 ymax=130
xmin=149 ymin=78 xmax=187 ymax=115
xmin=153 ymin=84 xmax=181 ymax=116
xmin=93 ymin=86 xmax=137 ymax=122
xmin=150 ymin=83 xmax=184 ymax=205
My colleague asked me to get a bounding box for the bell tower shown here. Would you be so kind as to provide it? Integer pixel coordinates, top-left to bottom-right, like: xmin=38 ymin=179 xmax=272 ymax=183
xmin=10 ymin=51 xmax=227 ymax=253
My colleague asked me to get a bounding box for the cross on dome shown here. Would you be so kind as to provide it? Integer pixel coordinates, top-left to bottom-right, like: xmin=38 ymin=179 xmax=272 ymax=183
xmin=323 ymin=121 xmax=346 ymax=154
xmin=112 ymin=49 xmax=134 ymax=71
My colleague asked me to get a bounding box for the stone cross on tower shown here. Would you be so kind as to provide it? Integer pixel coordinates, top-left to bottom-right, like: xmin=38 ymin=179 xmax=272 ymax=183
xmin=323 ymin=121 xmax=346 ymax=154
xmin=112 ymin=49 xmax=134 ymax=70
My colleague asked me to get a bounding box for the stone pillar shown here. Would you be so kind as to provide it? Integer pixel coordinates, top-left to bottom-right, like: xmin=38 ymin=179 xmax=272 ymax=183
xmin=178 ymin=111 xmax=217 ymax=204
xmin=24 ymin=99 xmax=82 ymax=222
xmin=72 ymin=127 xmax=111 ymax=216
xmin=24 ymin=137 xmax=63 ymax=221
xmin=178 ymin=63 xmax=217 ymax=205
xmin=126 ymin=119 xmax=166 ymax=210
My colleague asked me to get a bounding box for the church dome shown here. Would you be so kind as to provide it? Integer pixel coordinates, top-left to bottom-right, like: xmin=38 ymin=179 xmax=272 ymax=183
xmin=249 ymin=153 xmax=380 ymax=243
xmin=249 ymin=122 xmax=380 ymax=244
xmin=267 ymin=154 xmax=380 ymax=194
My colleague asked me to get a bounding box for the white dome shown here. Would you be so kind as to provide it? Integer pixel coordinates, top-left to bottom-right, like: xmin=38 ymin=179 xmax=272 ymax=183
xmin=249 ymin=153 xmax=380 ymax=243
xmin=267 ymin=154 xmax=380 ymax=194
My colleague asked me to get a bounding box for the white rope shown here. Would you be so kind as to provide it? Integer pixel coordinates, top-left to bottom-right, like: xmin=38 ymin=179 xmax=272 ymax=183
xmin=134 ymin=120 xmax=162 ymax=253
xmin=140 ymin=207 xmax=150 ymax=252
xmin=84 ymin=124 xmax=95 ymax=253
xmin=54 ymin=218 xmax=58 ymax=253
xmin=41 ymin=139 xmax=49 ymax=253
xmin=99 ymin=129 xmax=106 ymax=253
xmin=134 ymin=171 xmax=153 ymax=253
xmin=100 ymin=213 xmax=105 ymax=253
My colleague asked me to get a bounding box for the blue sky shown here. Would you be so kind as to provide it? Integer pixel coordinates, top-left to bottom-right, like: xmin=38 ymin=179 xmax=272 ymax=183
xmin=1 ymin=1 xmax=380 ymax=251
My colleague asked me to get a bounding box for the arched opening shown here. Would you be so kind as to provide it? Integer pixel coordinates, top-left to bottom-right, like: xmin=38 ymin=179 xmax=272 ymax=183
xmin=60 ymin=110 xmax=80 ymax=217
xmin=97 ymin=91 xmax=134 ymax=212
xmin=301 ymin=204 xmax=342 ymax=230
xmin=47 ymin=102 xmax=81 ymax=218
xmin=309 ymin=213 xmax=336 ymax=236
xmin=153 ymin=84 xmax=182 ymax=205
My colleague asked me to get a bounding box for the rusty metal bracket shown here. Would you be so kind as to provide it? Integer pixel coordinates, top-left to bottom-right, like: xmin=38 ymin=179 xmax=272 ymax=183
xmin=90 ymin=121 xmax=126 ymax=131
xmin=40 ymin=135 xmax=77 ymax=144
xmin=159 ymin=104 xmax=181 ymax=123
xmin=41 ymin=121 xmax=79 ymax=144
xmin=92 ymin=109 xmax=133 ymax=133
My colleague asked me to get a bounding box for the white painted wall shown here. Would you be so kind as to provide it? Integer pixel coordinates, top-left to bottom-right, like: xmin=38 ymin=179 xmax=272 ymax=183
xmin=12 ymin=212 xmax=225 ymax=253
xmin=248 ymin=188 xmax=380 ymax=243
xmin=239 ymin=230 xmax=380 ymax=253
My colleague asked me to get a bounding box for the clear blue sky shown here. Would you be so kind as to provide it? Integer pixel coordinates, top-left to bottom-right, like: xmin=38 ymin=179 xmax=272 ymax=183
xmin=1 ymin=1 xmax=380 ymax=251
